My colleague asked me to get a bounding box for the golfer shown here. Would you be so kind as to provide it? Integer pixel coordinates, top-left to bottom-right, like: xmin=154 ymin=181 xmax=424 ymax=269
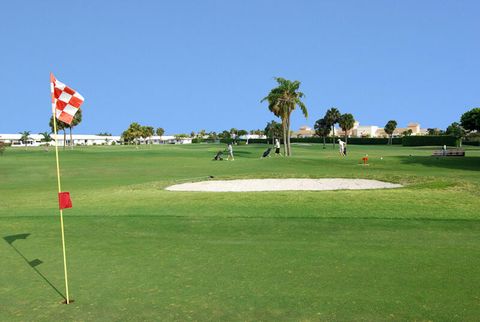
xmin=227 ymin=143 xmax=234 ymax=161
xmin=275 ymin=139 xmax=281 ymax=156
xmin=338 ymin=139 xmax=345 ymax=156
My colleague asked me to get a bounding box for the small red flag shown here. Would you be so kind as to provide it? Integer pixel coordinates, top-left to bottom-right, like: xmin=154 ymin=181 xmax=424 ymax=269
xmin=58 ymin=192 xmax=73 ymax=210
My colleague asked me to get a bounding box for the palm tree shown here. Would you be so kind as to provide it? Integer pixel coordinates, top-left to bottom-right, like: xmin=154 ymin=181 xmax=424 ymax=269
xmin=141 ymin=126 xmax=154 ymax=146
xmin=384 ymin=120 xmax=397 ymax=145
xmin=122 ymin=122 xmax=143 ymax=145
xmin=49 ymin=116 xmax=68 ymax=149
xmin=39 ymin=132 xmax=52 ymax=151
xmin=67 ymin=109 xmax=82 ymax=149
xmin=156 ymin=127 xmax=165 ymax=137
xmin=261 ymin=77 xmax=308 ymax=156
xmin=19 ymin=131 xmax=31 ymax=150
xmin=265 ymin=120 xmax=283 ymax=145
xmin=314 ymin=118 xmax=331 ymax=149
xmin=324 ymin=108 xmax=341 ymax=149
xmin=338 ymin=113 xmax=355 ymax=143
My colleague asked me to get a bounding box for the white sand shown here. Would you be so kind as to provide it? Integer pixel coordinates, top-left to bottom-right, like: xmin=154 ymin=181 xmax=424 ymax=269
xmin=166 ymin=178 xmax=402 ymax=192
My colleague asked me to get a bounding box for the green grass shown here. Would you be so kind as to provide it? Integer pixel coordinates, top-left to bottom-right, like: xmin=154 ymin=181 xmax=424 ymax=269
xmin=1 ymin=144 xmax=479 ymax=320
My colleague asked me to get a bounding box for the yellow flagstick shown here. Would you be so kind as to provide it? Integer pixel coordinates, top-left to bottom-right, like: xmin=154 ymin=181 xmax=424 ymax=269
xmin=50 ymin=73 xmax=71 ymax=304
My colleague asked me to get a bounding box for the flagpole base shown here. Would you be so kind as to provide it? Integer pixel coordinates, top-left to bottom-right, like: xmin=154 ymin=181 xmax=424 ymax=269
xmin=62 ymin=299 xmax=74 ymax=304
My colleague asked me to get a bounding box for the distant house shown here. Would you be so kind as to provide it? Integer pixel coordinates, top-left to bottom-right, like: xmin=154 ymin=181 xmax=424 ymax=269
xmin=377 ymin=123 xmax=427 ymax=137
xmin=239 ymin=134 xmax=267 ymax=140
xmin=0 ymin=134 xmax=192 ymax=146
xmin=334 ymin=121 xmax=427 ymax=138
xmin=292 ymin=125 xmax=315 ymax=138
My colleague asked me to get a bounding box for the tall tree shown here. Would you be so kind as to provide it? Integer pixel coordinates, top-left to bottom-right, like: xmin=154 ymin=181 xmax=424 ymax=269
xmin=122 ymin=122 xmax=143 ymax=145
xmin=208 ymin=131 xmax=218 ymax=140
xmin=39 ymin=132 xmax=52 ymax=150
xmin=338 ymin=113 xmax=355 ymax=143
xmin=67 ymin=109 xmax=82 ymax=148
xmin=140 ymin=126 xmax=154 ymax=145
xmin=324 ymin=108 xmax=341 ymax=149
xmin=156 ymin=127 xmax=165 ymax=137
xmin=49 ymin=116 xmax=68 ymax=149
xmin=314 ymin=118 xmax=331 ymax=149
xmin=261 ymin=77 xmax=308 ymax=156
xmin=237 ymin=129 xmax=248 ymax=138
xmin=265 ymin=120 xmax=283 ymax=145
xmin=460 ymin=108 xmax=480 ymax=132
xmin=384 ymin=120 xmax=397 ymax=145
xmin=446 ymin=122 xmax=466 ymax=146
xmin=19 ymin=131 xmax=31 ymax=150
xmin=218 ymin=130 xmax=231 ymax=139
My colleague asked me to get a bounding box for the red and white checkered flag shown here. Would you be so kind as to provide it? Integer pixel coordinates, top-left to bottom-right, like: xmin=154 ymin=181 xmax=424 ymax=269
xmin=50 ymin=73 xmax=84 ymax=125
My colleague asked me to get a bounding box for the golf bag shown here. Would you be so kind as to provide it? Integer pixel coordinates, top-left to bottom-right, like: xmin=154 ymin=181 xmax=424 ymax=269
xmin=213 ymin=151 xmax=224 ymax=161
xmin=262 ymin=148 xmax=272 ymax=158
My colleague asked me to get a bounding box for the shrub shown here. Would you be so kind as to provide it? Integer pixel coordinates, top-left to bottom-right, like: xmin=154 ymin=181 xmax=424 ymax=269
xmin=0 ymin=142 xmax=5 ymax=155
xmin=219 ymin=138 xmax=234 ymax=144
xmin=462 ymin=140 xmax=480 ymax=146
xmin=402 ymin=135 xmax=457 ymax=146
xmin=192 ymin=138 xmax=211 ymax=144
xmin=246 ymin=137 xmax=402 ymax=145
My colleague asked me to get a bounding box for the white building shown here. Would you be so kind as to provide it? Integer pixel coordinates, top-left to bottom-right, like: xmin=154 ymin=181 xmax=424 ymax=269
xmin=335 ymin=121 xmax=426 ymax=138
xmin=239 ymin=134 xmax=267 ymax=140
xmin=0 ymin=134 xmax=192 ymax=147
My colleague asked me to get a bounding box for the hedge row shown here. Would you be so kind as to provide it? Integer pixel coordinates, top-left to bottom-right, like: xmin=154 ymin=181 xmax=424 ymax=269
xmin=243 ymin=136 xmax=461 ymax=146
xmin=401 ymin=135 xmax=458 ymax=146
xmin=243 ymin=137 xmax=402 ymax=145
xmin=207 ymin=135 xmax=464 ymax=146
xmin=462 ymin=140 xmax=480 ymax=146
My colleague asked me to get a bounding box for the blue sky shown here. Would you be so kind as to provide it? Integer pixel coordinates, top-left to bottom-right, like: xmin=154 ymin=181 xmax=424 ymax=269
xmin=0 ymin=0 xmax=478 ymax=135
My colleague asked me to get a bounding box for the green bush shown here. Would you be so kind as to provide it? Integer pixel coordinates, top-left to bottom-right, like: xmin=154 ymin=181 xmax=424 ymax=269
xmin=243 ymin=139 xmax=268 ymax=144
xmin=402 ymin=135 xmax=457 ymax=146
xmin=245 ymin=137 xmax=402 ymax=145
xmin=462 ymin=140 xmax=480 ymax=146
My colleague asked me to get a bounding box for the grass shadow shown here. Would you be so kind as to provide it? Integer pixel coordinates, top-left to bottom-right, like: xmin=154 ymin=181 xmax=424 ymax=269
xmin=398 ymin=155 xmax=480 ymax=171
xmin=3 ymin=234 xmax=66 ymax=300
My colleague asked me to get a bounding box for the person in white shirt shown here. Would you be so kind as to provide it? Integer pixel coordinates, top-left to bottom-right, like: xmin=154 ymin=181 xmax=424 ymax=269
xmin=275 ymin=139 xmax=281 ymax=156
xmin=338 ymin=139 xmax=345 ymax=156
xmin=227 ymin=143 xmax=234 ymax=161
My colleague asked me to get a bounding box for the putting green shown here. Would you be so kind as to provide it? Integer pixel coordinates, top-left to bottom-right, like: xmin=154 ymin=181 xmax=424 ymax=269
xmin=1 ymin=144 xmax=479 ymax=321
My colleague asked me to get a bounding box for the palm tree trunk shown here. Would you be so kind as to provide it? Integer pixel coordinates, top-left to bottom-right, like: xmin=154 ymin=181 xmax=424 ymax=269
xmin=282 ymin=119 xmax=287 ymax=156
xmin=323 ymin=136 xmax=326 ymax=149
xmin=345 ymin=129 xmax=348 ymax=144
xmin=332 ymin=126 xmax=336 ymax=149
xmin=287 ymin=117 xmax=292 ymax=156
xmin=69 ymin=127 xmax=73 ymax=149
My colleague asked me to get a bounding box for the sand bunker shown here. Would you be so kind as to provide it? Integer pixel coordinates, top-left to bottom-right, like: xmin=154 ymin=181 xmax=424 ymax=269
xmin=166 ymin=178 xmax=402 ymax=192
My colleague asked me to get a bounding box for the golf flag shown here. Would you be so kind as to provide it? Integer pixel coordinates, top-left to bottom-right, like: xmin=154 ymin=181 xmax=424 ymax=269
xmin=50 ymin=73 xmax=84 ymax=125
xmin=49 ymin=73 xmax=82 ymax=304
xmin=58 ymin=192 xmax=73 ymax=210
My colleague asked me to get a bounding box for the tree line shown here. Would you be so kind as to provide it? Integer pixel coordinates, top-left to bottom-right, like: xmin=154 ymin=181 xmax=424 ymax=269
xmin=122 ymin=123 xmax=165 ymax=144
